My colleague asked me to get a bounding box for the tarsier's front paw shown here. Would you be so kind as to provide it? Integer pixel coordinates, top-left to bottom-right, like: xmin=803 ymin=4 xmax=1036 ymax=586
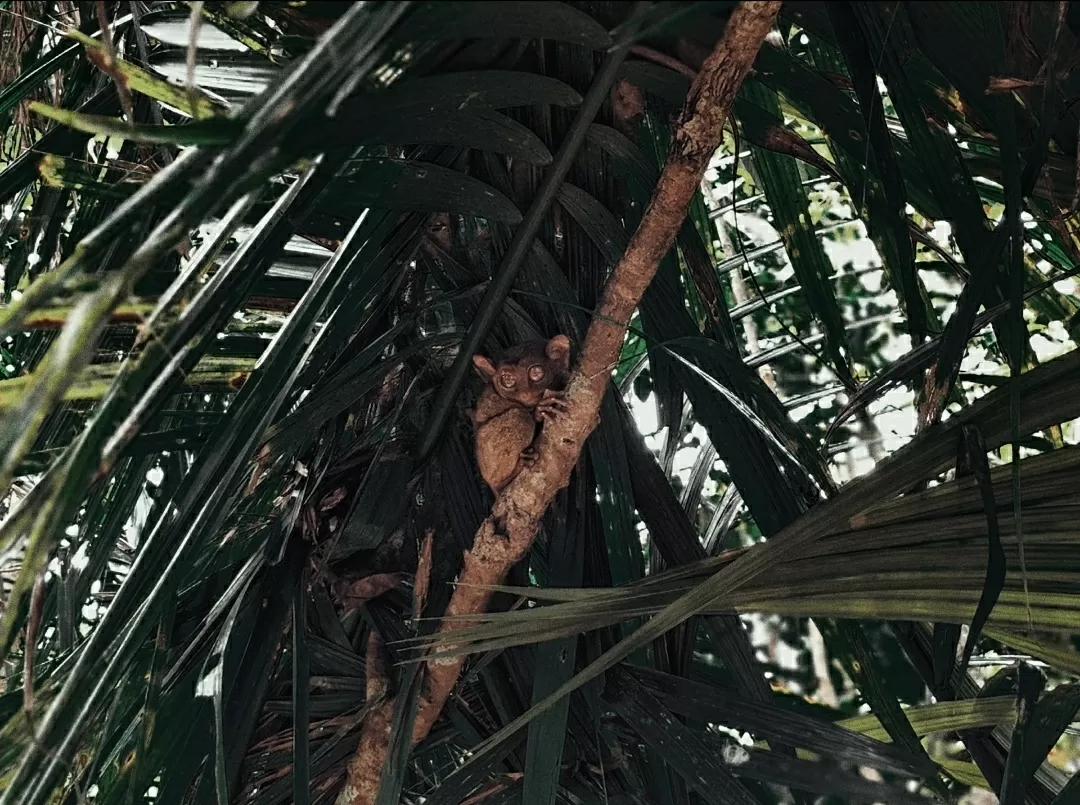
xmin=520 ymin=446 xmax=540 ymax=466
xmin=535 ymin=389 xmax=570 ymax=422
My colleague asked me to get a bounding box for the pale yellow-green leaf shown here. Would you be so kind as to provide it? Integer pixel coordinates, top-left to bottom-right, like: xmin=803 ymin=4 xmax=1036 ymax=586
xmin=28 ymin=102 xmax=235 ymax=147
xmin=67 ymin=29 xmax=228 ymax=120
xmin=0 ymin=356 xmax=257 ymax=410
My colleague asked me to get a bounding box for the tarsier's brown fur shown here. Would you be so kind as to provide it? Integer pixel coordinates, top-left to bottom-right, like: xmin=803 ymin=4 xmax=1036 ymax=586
xmin=469 ymin=335 xmax=572 ymax=494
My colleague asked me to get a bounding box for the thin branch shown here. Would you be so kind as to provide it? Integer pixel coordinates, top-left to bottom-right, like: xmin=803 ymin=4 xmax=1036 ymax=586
xmin=185 ymin=2 xmax=205 ymax=114
xmin=334 ymin=3 xmax=783 ymax=804
xmin=22 ymin=572 xmax=47 ymax=716
xmin=93 ymin=2 xmax=134 ymax=124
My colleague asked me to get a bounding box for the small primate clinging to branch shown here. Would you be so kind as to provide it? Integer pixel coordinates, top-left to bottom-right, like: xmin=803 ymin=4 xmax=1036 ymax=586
xmin=469 ymin=335 xmax=572 ymax=494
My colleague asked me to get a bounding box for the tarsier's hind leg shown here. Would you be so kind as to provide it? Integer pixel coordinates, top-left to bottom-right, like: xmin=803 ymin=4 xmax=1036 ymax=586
xmin=491 ymin=449 xmax=535 ymax=494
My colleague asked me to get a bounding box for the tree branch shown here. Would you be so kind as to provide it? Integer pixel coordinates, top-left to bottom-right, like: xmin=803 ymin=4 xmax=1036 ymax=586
xmin=335 ymin=4 xmax=782 ymax=803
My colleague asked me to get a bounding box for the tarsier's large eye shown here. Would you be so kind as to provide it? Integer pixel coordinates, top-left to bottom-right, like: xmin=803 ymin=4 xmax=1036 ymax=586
xmin=527 ymin=364 xmax=546 ymax=383
xmin=499 ymin=372 xmax=517 ymax=389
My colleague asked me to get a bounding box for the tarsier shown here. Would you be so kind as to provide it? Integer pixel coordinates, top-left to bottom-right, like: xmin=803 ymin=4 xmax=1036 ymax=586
xmin=469 ymin=335 xmax=572 ymax=494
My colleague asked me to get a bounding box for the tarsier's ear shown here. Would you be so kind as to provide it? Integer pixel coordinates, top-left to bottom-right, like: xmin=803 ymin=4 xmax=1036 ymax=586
xmin=472 ymin=354 xmax=497 ymax=380
xmin=545 ymin=334 xmax=571 ymax=364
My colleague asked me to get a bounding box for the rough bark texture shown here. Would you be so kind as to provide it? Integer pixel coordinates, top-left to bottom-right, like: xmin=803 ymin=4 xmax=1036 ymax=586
xmin=335 ymin=4 xmax=782 ymax=803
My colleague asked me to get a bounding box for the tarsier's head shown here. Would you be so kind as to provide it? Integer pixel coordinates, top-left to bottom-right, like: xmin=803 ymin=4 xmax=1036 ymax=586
xmin=472 ymin=334 xmax=571 ymax=408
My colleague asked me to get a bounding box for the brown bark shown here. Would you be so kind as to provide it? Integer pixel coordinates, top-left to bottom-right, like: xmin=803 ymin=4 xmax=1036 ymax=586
xmin=335 ymin=4 xmax=782 ymax=803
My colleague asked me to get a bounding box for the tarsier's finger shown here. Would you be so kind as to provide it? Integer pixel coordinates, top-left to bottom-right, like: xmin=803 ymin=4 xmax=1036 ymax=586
xmin=540 ymin=396 xmax=570 ymax=411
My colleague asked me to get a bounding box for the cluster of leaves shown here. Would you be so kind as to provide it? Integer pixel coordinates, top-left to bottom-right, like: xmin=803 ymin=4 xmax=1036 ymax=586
xmin=1 ymin=3 xmax=1080 ymax=805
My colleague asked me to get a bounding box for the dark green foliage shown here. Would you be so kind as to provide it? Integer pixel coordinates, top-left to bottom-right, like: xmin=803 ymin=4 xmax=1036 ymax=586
xmin=2 ymin=3 xmax=1080 ymax=805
